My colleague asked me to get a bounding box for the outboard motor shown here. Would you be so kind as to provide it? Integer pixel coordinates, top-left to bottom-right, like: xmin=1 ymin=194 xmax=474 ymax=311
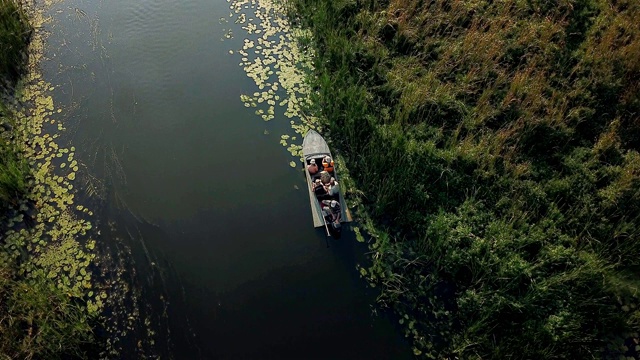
xmin=331 ymin=221 xmax=342 ymax=239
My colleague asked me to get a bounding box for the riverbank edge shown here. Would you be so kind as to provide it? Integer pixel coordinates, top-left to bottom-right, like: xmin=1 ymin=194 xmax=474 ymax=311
xmin=1 ymin=1 xmax=100 ymax=358
xmin=286 ymin=0 xmax=640 ymax=358
xmin=0 ymin=0 xmax=31 ymax=207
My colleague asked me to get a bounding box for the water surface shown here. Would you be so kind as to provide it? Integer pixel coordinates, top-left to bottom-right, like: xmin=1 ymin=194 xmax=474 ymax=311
xmin=41 ymin=0 xmax=411 ymax=358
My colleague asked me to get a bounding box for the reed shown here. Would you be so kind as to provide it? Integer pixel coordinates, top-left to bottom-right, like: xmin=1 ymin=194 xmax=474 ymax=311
xmin=290 ymin=0 xmax=640 ymax=357
xmin=0 ymin=102 xmax=29 ymax=209
xmin=0 ymin=0 xmax=31 ymax=85
xmin=0 ymin=0 xmax=31 ymax=208
xmin=0 ymin=263 xmax=94 ymax=359
xmin=0 ymin=138 xmax=28 ymax=207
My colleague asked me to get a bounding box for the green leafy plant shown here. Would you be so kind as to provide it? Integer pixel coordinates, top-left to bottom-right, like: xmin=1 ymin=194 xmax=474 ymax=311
xmin=288 ymin=0 xmax=640 ymax=357
xmin=0 ymin=0 xmax=31 ymax=85
xmin=0 ymin=263 xmax=94 ymax=360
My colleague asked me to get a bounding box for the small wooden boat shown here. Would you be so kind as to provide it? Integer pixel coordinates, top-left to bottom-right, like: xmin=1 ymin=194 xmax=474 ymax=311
xmin=302 ymin=130 xmax=351 ymax=235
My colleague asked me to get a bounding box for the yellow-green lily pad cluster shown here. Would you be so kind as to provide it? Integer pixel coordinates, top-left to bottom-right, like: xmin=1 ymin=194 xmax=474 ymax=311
xmin=1 ymin=3 xmax=102 ymax=315
xmin=227 ymin=0 xmax=320 ymax=160
xmin=2 ymin=2 xmax=170 ymax=357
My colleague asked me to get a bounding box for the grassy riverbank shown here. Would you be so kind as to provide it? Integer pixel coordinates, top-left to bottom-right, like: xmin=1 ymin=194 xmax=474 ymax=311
xmin=290 ymin=0 xmax=640 ymax=357
xmin=0 ymin=0 xmax=29 ymax=85
xmin=1 ymin=1 xmax=96 ymax=358
xmin=0 ymin=0 xmax=30 ymax=207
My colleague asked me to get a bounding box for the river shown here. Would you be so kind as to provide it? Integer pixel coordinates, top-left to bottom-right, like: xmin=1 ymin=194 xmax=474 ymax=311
xmin=38 ymin=0 xmax=411 ymax=358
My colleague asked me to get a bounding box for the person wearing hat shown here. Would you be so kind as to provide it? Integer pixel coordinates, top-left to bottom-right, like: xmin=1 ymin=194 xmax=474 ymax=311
xmin=322 ymin=156 xmax=334 ymax=172
xmin=307 ymin=158 xmax=319 ymax=175
xmin=321 ymin=199 xmax=341 ymax=223
xmin=328 ymin=177 xmax=340 ymax=196
xmin=313 ymin=178 xmax=328 ymax=198
xmin=319 ymin=170 xmax=331 ymax=185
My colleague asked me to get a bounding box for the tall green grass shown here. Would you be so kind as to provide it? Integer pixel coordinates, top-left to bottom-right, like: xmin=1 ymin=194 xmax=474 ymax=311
xmin=0 ymin=263 xmax=94 ymax=359
xmin=0 ymin=0 xmax=31 ymax=85
xmin=0 ymin=137 xmax=28 ymax=207
xmin=290 ymin=0 xmax=640 ymax=357
xmin=0 ymin=0 xmax=31 ymax=207
xmin=0 ymin=103 xmax=29 ymax=208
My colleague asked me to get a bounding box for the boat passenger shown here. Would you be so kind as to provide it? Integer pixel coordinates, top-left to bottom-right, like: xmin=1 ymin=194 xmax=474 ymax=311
xmin=307 ymin=158 xmax=319 ymax=175
xmin=319 ymin=170 xmax=331 ymax=185
xmin=312 ymin=178 xmax=322 ymax=191
xmin=322 ymin=156 xmax=334 ymax=172
xmin=313 ymin=179 xmax=328 ymax=198
xmin=328 ymin=177 xmax=340 ymax=196
xmin=322 ymin=199 xmax=341 ymax=223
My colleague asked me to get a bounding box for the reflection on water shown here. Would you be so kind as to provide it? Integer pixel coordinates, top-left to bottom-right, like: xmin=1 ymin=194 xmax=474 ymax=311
xmin=42 ymin=0 xmax=412 ymax=358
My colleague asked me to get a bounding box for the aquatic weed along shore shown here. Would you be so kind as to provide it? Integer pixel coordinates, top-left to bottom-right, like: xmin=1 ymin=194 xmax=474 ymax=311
xmin=1 ymin=0 xmax=99 ymax=358
xmin=1 ymin=0 xmax=31 ymax=209
xmin=0 ymin=0 xmax=156 ymax=357
xmin=226 ymin=0 xmax=321 ymax=164
xmin=289 ymin=0 xmax=640 ymax=358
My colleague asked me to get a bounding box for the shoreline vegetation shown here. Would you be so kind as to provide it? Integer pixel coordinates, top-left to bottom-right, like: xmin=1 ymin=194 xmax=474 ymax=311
xmin=1 ymin=1 xmax=96 ymax=358
xmin=288 ymin=0 xmax=640 ymax=358
xmin=0 ymin=0 xmax=30 ymax=209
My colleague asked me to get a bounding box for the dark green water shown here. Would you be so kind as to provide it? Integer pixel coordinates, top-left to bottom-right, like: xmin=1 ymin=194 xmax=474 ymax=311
xmin=41 ymin=0 xmax=411 ymax=358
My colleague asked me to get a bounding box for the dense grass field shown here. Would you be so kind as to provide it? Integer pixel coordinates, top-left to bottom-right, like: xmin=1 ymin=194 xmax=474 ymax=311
xmin=289 ymin=0 xmax=640 ymax=358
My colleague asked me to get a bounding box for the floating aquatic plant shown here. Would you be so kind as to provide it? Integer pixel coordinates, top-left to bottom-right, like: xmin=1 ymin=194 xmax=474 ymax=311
xmin=2 ymin=0 xmax=103 ymax=321
xmin=227 ymin=0 xmax=320 ymax=160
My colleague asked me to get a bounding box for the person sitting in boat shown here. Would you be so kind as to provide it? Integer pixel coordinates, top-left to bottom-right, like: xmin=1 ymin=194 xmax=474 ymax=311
xmin=319 ymin=170 xmax=331 ymax=185
xmin=321 ymin=199 xmax=341 ymax=223
xmin=328 ymin=177 xmax=340 ymax=197
xmin=322 ymin=156 xmax=334 ymax=172
xmin=307 ymin=158 xmax=319 ymax=175
xmin=313 ymin=179 xmax=328 ymax=198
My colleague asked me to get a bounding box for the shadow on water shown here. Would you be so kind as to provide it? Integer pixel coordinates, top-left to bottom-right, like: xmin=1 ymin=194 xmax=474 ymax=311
xmin=89 ymin=189 xmax=412 ymax=359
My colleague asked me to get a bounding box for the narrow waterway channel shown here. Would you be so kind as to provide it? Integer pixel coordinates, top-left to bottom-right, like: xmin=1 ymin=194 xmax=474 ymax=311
xmin=39 ymin=0 xmax=411 ymax=358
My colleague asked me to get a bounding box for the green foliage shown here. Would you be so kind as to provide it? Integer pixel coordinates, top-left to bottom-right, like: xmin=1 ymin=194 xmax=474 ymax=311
xmin=0 ymin=0 xmax=31 ymax=85
xmin=1 ymin=4 xmax=97 ymax=359
xmin=0 ymin=262 xmax=93 ymax=360
xmin=289 ymin=0 xmax=640 ymax=357
xmin=0 ymin=108 xmax=29 ymax=208
xmin=0 ymin=0 xmax=30 ymax=210
xmin=423 ymin=201 xmax=634 ymax=359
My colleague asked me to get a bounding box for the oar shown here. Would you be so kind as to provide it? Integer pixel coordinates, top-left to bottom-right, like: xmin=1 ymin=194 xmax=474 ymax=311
xmin=322 ymin=209 xmax=331 ymax=237
xmin=323 ymin=220 xmax=331 ymax=237
xmin=321 ymin=207 xmax=331 ymax=248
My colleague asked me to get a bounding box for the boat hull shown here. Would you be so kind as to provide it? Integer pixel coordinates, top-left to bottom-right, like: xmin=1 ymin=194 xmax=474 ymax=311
xmin=302 ymin=130 xmax=351 ymax=228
